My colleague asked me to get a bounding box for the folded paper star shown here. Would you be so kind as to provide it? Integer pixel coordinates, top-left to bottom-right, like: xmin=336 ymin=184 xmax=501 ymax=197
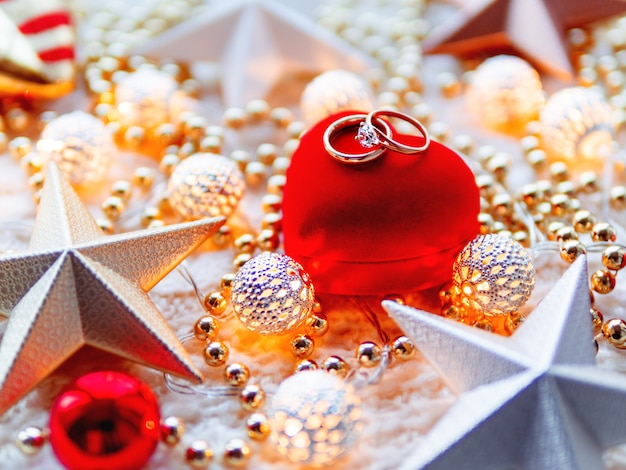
xmin=384 ymin=257 xmax=626 ymax=469
xmin=0 ymin=164 xmax=224 ymax=416
xmin=134 ymin=0 xmax=376 ymax=106
xmin=423 ymin=0 xmax=626 ymax=79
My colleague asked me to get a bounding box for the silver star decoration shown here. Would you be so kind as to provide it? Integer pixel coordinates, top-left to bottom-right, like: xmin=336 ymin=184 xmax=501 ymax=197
xmin=384 ymin=256 xmax=626 ymax=469
xmin=134 ymin=0 xmax=376 ymax=107
xmin=0 ymin=164 xmax=224 ymax=416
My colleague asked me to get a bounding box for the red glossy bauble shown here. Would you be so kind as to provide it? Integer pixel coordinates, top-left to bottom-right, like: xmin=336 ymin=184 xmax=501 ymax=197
xmin=48 ymin=371 xmax=161 ymax=470
xmin=282 ymin=110 xmax=480 ymax=296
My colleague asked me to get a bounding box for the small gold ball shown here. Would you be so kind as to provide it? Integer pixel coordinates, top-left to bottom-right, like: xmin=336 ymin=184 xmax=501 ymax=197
xmin=16 ymin=426 xmax=47 ymax=455
xmin=203 ymin=341 xmax=229 ymax=367
xmin=602 ymin=318 xmax=626 ymax=349
xmin=246 ymin=413 xmax=270 ymax=440
xmin=124 ymin=125 xmax=145 ymax=147
xmin=110 ymin=180 xmax=133 ymax=201
xmin=213 ymin=225 xmax=232 ymax=247
xmin=132 ymin=166 xmax=154 ymax=190
xmin=520 ymin=183 xmax=542 ymax=209
xmin=261 ymin=212 xmax=282 ymax=231
xmin=504 ymin=311 xmax=524 ymax=335
xmin=610 ymin=185 xmax=626 ymax=210
xmin=233 ymin=253 xmax=253 ymax=271
xmin=178 ymin=142 xmax=196 ymax=159
xmin=526 ymin=149 xmax=547 ymax=169
xmin=555 ymin=181 xmax=575 ymax=197
xmin=96 ymin=218 xmax=114 ymax=235
xmin=20 ymin=152 xmax=43 ymax=176
xmin=234 ymin=233 xmax=257 ymax=254
xmin=520 ymin=135 xmax=540 ymax=153
xmin=6 ymin=107 xmax=29 ymax=132
xmin=591 ymin=307 xmax=604 ymax=334
xmin=199 ymin=135 xmax=222 ymax=154
xmin=290 ymin=334 xmax=315 ymax=359
xmin=240 ymin=384 xmax=265 ymax=411
xmin=356 ymin=341 xmax=383 ymax=367
xmin=555 ymin=226 xmax=578 ymax=242
xmin=230 ymin=149 xmax=251 ymax=172
xmin=225 ymin=362 xmax=250 ymax=387
xmin=194 ymin=315 xmax=219 ymax=341
xmin=472 ymin=315 xmax=493 ymax=331
xmin=223 ymin=438 xmax=252 ymax=467
xmin=573 ymin=210 xmax=597 ymax=233
xmin=101 ymin=196 xmax=126 ymax=221
xmin=185 ymin=440 xmax=213 ymax=468
xmin=204 ymin=292 xmax=228 ymax=316
xmin=246 ymin=99 xmax=271 ymax=121
xmin=245 ymin=161 xmax=267 ymax=186
xmin=392 ymin=335 xmax=416 ymax=360
xmin=256 ymin=229 xmax=280 ymax=252
xmin=549 ymin=161 xmax=569 ymax=182
xmin=261 ymin=194 xmax=282 ymax=213
xmin=154 ymin=123 xmax=178 ymax=146
xmin=321 ymin=355 xmax=349 ymax=378
xmin=160 ymin=416 xmax=185 ymax=445
xmin=579 ymin=172 xmax=599 ymax=193
xmin=294 ymin=359 xmax=319 ymax=373
xmin=147 ymin=219 xmax=165 ymax=229
xmin=547 ymin=221 xmax=566 ymax=241
xmin=140 ymin=207 xmax=162 ymax=227
xmin=603 ymin=245 xmax=626 ymax=271
xmin=270 ymin=107 xmax=294 ymax=127
xmin=28 ymin=172 xmax=45 ymax=191
xmin=304 ymin=312 xmax=329 ymax=337
xmin=286 ymin=120 xmax=306 ymax=139
xmin=550 ymin=194 xmax=571 ymax=217
xmin=8 ymin=136 xmax=32 ymax=160
xmin=256 ymin=142 xmax=278 ymax=165
xmin=159 ymin=153 xmax=180 ymax=176
xmin=591 ymin=269 xmax=616 ymax=294
xmin=559 ymin=240 xmax=587 ymax=263
xmin=591 ymin=223 xmax=617 ymax=243
xmin=223 ymin=107 xmax=247 ymax=128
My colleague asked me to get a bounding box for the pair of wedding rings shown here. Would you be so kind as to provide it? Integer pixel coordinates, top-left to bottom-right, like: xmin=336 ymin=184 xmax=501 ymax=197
xmin=323 ymin=109 xmax=431 ymax=165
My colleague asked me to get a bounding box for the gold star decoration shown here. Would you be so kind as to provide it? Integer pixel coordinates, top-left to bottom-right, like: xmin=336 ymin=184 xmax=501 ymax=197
xmin=384 ymin=257 xmax=626 ymax=469
xmin=134 ymin=0 xmax=375 ymax=106
xmin=423 ymin=0 xmax=626 ymax=79
xmin=0 ymin=164 xmax=224 ymax=416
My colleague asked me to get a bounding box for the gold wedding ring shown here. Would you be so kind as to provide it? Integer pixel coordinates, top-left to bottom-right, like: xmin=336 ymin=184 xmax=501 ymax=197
xmin=365 ymin=109 xmax=430 ymax=154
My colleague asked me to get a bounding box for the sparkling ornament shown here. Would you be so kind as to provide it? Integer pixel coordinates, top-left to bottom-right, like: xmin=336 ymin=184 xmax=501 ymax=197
xmin=37 ymin=111 xmax=114 ymax=186
xmin=48 ymin=371 xmax=161 ymax=470
xmin=466 ymin=55 xmax=544 ymax=132
xmin=452 ymin=234 xmax=535 ymax=316
xmin=168 ymin=153 xmax=245 ymax=220
xmin=269 ymin=370 xmax=362 ymax=467
xmin=539 ymin=86 xmax=615 ymax=163
xmin=300 ymin=70 xmax=375 ymax=126
xmin=283 ymin=111 xmax=480 ymax=295
xmin=231 ymin=252 xmax=315 ymax=335
xmin=114 ymin=69 xmax=181 ymax=133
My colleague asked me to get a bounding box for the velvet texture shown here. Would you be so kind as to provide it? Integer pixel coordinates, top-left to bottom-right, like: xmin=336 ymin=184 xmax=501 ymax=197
xmin=282 ymin=111 xmax=480 ymax=296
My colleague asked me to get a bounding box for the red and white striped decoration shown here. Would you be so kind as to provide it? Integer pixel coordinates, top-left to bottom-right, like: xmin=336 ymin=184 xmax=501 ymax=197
xmin=0 ymin=0 xmax=74 ymax=83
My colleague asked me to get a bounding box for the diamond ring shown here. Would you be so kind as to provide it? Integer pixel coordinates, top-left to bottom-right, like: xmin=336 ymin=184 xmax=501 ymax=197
xmin=364 ymin=109 xmax=430 ymax=154
xmin=323 ymin=113 xmax=392 ymax=165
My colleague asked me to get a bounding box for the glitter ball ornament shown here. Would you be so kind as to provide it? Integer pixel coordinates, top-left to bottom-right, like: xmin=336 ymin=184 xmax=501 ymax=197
xmin=466 ymin=55 xmax=544 ymax=132
xmin=168 ymin=153 xmax=245 ymax=220
xmin=452 ymin=234 xmax=535 ymax=316
xmin=37 ymin=111 xmax=113 ymax=185
xmin=48 ymin=371 xmax=161 ymax=470
xmin=539 ymin=86 xmax=615 ymax=163
xmin=114 ymin=69 xmax=181 ymax=132
xmin=231 ymin=252 xmax=315 ymax=335
xmin=269 ymin=370 xmax=362 ymax=467
xmin=300 ymin=70 xmax=374 ymax=126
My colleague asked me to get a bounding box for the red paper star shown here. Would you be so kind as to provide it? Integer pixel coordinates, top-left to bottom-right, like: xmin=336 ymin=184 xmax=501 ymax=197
xmin=424 ymin=0 xmax=626 ymax=79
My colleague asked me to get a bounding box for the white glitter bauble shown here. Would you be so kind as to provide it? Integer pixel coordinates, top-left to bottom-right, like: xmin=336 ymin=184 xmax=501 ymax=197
xmin=114 ymin=69 xmax=180 ymax=131
xmin=466 ymin=55 xmax=544 ymax=132
xmin=539 ymin=86 xmax=615 ymax=162
xmin=168 ymin=153 xmax=245 ymax=220
xmin=300 ymin=70 xmax=374 ymax=126
xmin=269 ymin=370 xmax=362 ymax=467
xmin=231 ymin=252 xmax=315 ymax=335
xmin=452 ymin=234 xmax=535 ymax=316
xmin=37 ymin=111 xmax=113 ymax=185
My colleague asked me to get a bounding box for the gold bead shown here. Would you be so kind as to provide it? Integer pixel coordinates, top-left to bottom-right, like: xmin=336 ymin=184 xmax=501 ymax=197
xmin=16 ymin=426 xmax=47 ymax=455
xmin=592 ymin=222 xmax=617 ymax=243
xmin=520 ymin=183 xmax=542 ymax=209
xmin=20 ymin=152 xmax=43 ymax=176
xmin=183 ymin=115 xmax=207 ymax=142
xmin=513 ymin=230 xmax=530 ymax=248
xmin=321 ymin=356 xmax=349 ymax=378
xmin=475 ymin=174 xmax=495 ymax=199
xmin=233 ymin=253 xmax=252 ymax=271
xmin=520 ymin=135 xmax=540 ymax=153
xmin=225 ymin=362 xmax=250 ymax=387
xmin=294 ymin=359 xmax=319 ymax=373
xmin=147 ymin=219 xmax=165 ymax=229
xmin=6 ymin=107 xmax=29 ymax=132
xmin=256 ymin=229 xmax=280 ymax=252
xmin=442 ymin=303 xmax=465 ymax=320
xmin=428 ymin=121 xmax=450 ymax=142
xmin=27 ymin=172 xmax=45 ymax=191
xmin=246 ymin=99 xmax=271 ymax=121
xmin=223 ymin=107 xmax=247 ymax=128
xmin=159 ymin=153 xmax=180 ymax=176
xmin=203 ymin=341 xmax=229 ymax=366
xmin=140 ymin=207 xmax=162 ymax=227
xmin=240 ymin=384 xmax=265 ymax=411
xmin=504 ymin=311 xmax=524 ymax=334
xmin=602 ymin=318 xmax=626 ymax=349
xmin=304 ymin=312 xmax=329 ymax=337
xmin=246 ymin=413 xmax=270 ymax=440
xmin=132 ymin=166 xmax=154 ymax=190
xmin=204 ymin=292 xmax=228 ymax=316
xmin=559 ymin=240 xmax=587 ymax=263
xmin=491 ymin=193 xmax=514 ymax=219
xmin=603 ymin=245 xmax=626 ymax=271
xmin=573 ymin=210 xmax=597 ymax=233
xmin=485 ymin=152 xmax=511 ymax=182
xmin=124 ymin=125 xmax=145 ymax=147
xmin=286 ymin=121 xmax=306 ymax=139
xmin=245 ymin=161 xmax=267 ymax=186
xmin=96 ymin=218 xmax=114 ymax=235
xmin=591 ymin=307 xmax=604 ymax=334
xmin=610 ymin=185 xmax=626 ymax=210
xmin=471 ymin=315 xmax=493 ymax=331
xmin=101 ymin=196 xmax=125 ymax=221
xmin=526 ymin=149 xmax=547 ymax=169
xmin=220 ymin=273 xmax=236 ymax=297
xmin=234 ymin=233 xmax=257 ymax=254
xmin=194 ymin=315 xmax=219 ymax=341
xmin=261 ymin=212 xmax=282 ymax=231
xmin=154 ymin=123 xmax=178 ymax=146
xmin=536 ymin=179 xmax=552 ymax=198
xmin=206 ymin=125 xmax=225 ymax=140
xmin=356 ymin=341 xmax=383 ymax=367
xmin=556 ymin=226 xmax=578 ymax=242
xmin=160 ymin=416 xmax=185 ymax=445
xmin=391 ymin=335 xmax=416 ymax=360
xmin=451 ymin=133 xmax=474 ymax=155
xmin=579 ymin=171 xmax=599 ymax=193
xmin=213 ymin=225 xmax=232 ymax=247
xmin=555 ymin=181 xmax=575 ymax=197
xmin=184 ymin=440 xmax=213 ymax=468
xmin=550 ymin=194 xmax=571 ymax=217
xmin=267 ymin=174 xmax=287 ymax=194
xmin=477 ymin=213 xmax=495 ymax=235
xmin=270 ymin=107 xmax=294 ymax=127
xmin=591 ymin=269 xmax=616 ymax=294
xmin=283 ymin=138 xmax=300 ymax=158
xmin=256 ymin=143 xmax=278 ymax=165
xmin=178 ymin=141 xmax=196 ymax=158
xmin=111 ymin=180 xmax=133 ymax=201
xmin=223 ymin=438 xmax=251 ymax=467
xmin=198 ymin=135 xmax=222 ymax=153
xmin=230 ymin=149 xmax=251 ymax=172
xmin=290 ymin=334 xmax=315 ymax=359
xmin=547 ymin=221 xmax=566 ymax=241
xmin=549 ymin=161 xmax=569 ymax=182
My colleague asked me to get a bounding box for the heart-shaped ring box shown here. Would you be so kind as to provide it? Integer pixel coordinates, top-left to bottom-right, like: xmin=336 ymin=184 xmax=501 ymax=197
xmin=282 ymin=110 xmax=480 ymax=296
